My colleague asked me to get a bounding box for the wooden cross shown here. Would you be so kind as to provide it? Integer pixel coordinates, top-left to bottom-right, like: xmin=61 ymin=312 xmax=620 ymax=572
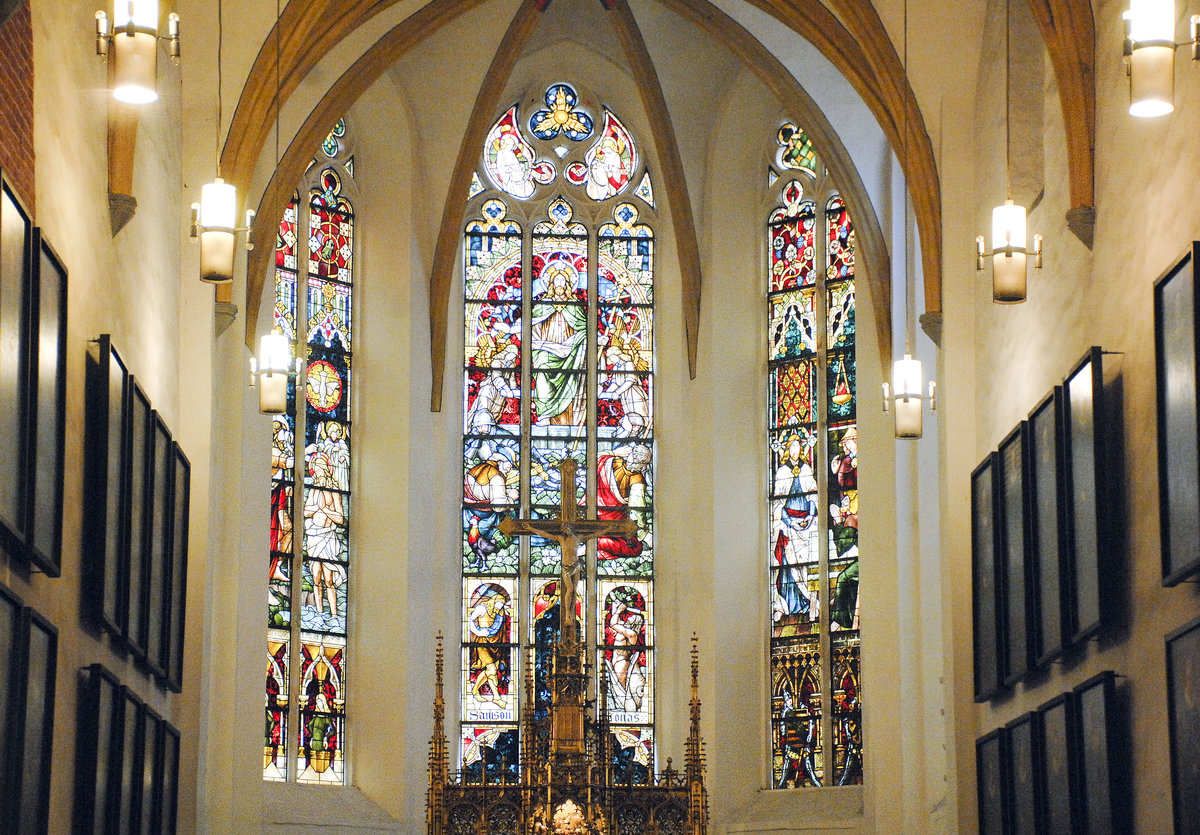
xmin=498 ymin=457 xmax=635 ymax=651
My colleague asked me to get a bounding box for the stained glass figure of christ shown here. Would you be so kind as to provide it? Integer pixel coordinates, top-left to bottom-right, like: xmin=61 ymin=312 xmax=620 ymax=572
xmin=462 ymin=81 xmax=657 ymax=783
xmin=768 ymin=123 xmax=862 ymax=789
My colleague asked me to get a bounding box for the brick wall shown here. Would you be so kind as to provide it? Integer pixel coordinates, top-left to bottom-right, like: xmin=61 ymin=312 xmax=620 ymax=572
xmin=0 ymin=4 xmax=34 ymax=212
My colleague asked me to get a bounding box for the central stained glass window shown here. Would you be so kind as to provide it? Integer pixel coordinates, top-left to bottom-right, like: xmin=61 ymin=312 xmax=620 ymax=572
xmin=460 ymin=81 xmax=658 ymax=783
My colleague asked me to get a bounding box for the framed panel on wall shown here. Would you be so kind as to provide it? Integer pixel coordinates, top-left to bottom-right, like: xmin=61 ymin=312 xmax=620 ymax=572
xmin=972 ymin=453 xmax=1004 ymax=701
xmin=75 ymin=664 xmax=122 ymax=835
xmin=1154 ymin=245 xmax=1200 ymax=585
xmin=1073 ymin=670 xmax=1128 ymax=833
xmin=1063 ymin=346 xmax=1108 ymax=644
xmin=84 ymin=335 xmax=131 ymax=636
xmin=165 ymin=444 xmax=190 ymax=693
xmin=976 ymin=728 xmax=1009 ymax=835
xmin=1037 ymin=692 xmax=1079 ymax=834
xmin=145 ymin=411 xmax=172 ymax=680
xmin=998 ymin=423 xmax=1032 ymax=687
xmin=0 ymin=173 xmax=32 ymax=558
xmin=137 ymin=704 xmax=162 ymax=835
xmin=161 ymin=721 xmax=180 ymax=835
xmin=0 ymin=582 xmax=24 ymax=809
xmin=1027 ymin=388 xmax=1067 ymax=667
xmin=1167 ymin=616 xmax=1200 ymax=833
xmin=125 ymin=379 xmax=152 ymax=661
xmin=115 ymin=686 xmax=142 ymax=835
xmin=1004 ymin=712 xmax=1040 ymax=834
xmin=16 ymin=608 xmax=57 ymax=835
xmin=26 ymin=229 xmax=67 ymax=577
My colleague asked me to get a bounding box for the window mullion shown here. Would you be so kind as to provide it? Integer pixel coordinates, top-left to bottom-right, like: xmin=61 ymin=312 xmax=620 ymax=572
xmin=814 ymin=188 xmax=834 ymax=785
xmin=287 ymin=200 xmax=312 ymax=783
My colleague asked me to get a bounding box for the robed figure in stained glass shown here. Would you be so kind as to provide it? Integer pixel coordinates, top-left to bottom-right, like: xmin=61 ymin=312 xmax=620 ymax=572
xmin=531 ymin=259 xmax=588 ymax=425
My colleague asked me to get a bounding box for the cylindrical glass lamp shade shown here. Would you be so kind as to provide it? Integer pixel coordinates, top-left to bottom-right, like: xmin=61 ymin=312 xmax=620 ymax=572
xmin=111 ymin=31 xmax=157 ymax=103
xmin=1130 ymin=44 xmax=1175 ymax=116
xmin=892 ymin=354 xmax=923 ymax=439
xmin=1128 ymin=0 xmax=1176 ymax=116
xmin=199 ymin=179 xmax=237 ymax=283
xmin=111 ymin=0 xmax=159 ymax=103
xmin=991 ymin=200 xmax=1027 ymax=303
xmin=256 ymin=332 xmax=292 ymax=414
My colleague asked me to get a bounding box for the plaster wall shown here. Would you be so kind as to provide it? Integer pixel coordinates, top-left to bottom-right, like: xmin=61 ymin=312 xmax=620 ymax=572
xmin=7 ymin=2 xmax=210 ymax=833
xmin=958 ymin=0 xmax=1200 ymax=832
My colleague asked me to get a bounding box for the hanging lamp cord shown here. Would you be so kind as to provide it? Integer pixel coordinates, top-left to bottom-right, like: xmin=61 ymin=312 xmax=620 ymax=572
xmin=216 ymin=0 xmax=223 ymax=178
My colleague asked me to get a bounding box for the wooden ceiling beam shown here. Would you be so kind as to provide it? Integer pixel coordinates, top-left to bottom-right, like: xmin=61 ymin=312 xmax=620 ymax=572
xmin=608 ymin=0 xmax=705 ymax=380
xmin=238 ymin=0 xmax=493 ymax=349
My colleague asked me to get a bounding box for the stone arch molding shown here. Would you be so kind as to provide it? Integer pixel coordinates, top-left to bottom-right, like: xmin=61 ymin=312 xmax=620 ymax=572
xmin=225 ymin=0 xmax=954 ymax=407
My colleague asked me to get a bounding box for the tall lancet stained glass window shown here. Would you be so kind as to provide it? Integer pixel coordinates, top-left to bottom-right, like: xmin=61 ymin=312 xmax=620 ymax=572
xmin=767 ymin=122 xmax=862 ymax=789
xmin=461 ymin=81 xmax=657 ymax=783
xmin=266 ymin=118 xmax=355 ymax=785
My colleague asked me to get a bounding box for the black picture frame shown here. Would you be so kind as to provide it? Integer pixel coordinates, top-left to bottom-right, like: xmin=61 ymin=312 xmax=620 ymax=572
xmin=165 ymin=444 xmax=190 ymax=693
xmin=1155 ymin=245 xmax=1200 ymax=585
xmin=144 ymin=411 xmax=172 ymax=680
xmin=116 ymin=686 xmax=143 ymax=835
xmin=1167 ymin=615 xmax=1200 ymax=833
xmin=1005 ymin=711 xmax=1040 ymax=834
xmin=25 ymin=229 xmax=67 ymax=577
xmin=1037 ymin=692 xmax=1079 ymax=833
xmin=161 ymin=721 xmax=180 ymax=835
xmin=138 ymin=704 xmax=163 ymax=835
xmin=1028 ymin=387 xmax=1067 ymax=667
xmin=0 ymin=582 xmax=24 ymax=810
xmin=84 ymin=335 xmax=131 ymax=635
xmin=125 ymin=379 xmax=152 ymax=660
xmin=1073 ymin=670 xmax=1127 ymax=833
xmin=998 ymin=423 xmax=1032 ymax=687
xmin=75 ymin=664 xmax=122 ymax=835
xmin=16 ymin=607 xmax=57 ymax=835
xmin=972 ymin=453 xmax=1005 ymax=701
xmin=0 ymin=173 xmax=32 ymax=558
xmin=1063 ymin=346 xmax=1107 ymax=644
xmin=976 ymin=728 xmax=1009 ymax=835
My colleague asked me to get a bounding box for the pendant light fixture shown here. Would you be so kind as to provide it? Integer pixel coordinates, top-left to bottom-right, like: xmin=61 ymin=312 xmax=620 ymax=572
xmin=1123 ymin=0 xmax=1200 ymax=117
xmin=189 ymin=0 xmax=254 ymax=284
xmin=94 ymin=0 xmax=180 ymax=105
xmin=250 ymin=331 xmax=301 ymax=414
xmin=883 ymin=0 xmax=936 ymax=439
xmin=975 ymin=0 xmax=1042 ymax=303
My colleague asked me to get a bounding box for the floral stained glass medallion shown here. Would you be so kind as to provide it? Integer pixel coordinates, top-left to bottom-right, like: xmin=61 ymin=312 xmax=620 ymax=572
xmin=777 ymin=122 xmax=818 ymax=177
xmin=530 ymin=83 xmax=594 ymax=141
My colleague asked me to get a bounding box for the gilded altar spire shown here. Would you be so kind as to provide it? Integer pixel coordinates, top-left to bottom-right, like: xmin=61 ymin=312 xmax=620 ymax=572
xmin=686 ymin=633 xmax=710 ymax=832
xmin=426 ymin=633 xmax=449 ymax=833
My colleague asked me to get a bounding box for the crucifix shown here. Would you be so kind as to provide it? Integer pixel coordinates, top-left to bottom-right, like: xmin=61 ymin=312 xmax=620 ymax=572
xmin=498 ymin=457 xmax=635 ymax=654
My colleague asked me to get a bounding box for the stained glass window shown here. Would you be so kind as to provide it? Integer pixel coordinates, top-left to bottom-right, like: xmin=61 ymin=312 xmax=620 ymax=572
xmin=767 ymin=125 xmax=862 ymax=789
xmin=461 ymin=81 xmax=656 ymax=781
xmin=266 ymin=119 xmax=356 ymax=785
